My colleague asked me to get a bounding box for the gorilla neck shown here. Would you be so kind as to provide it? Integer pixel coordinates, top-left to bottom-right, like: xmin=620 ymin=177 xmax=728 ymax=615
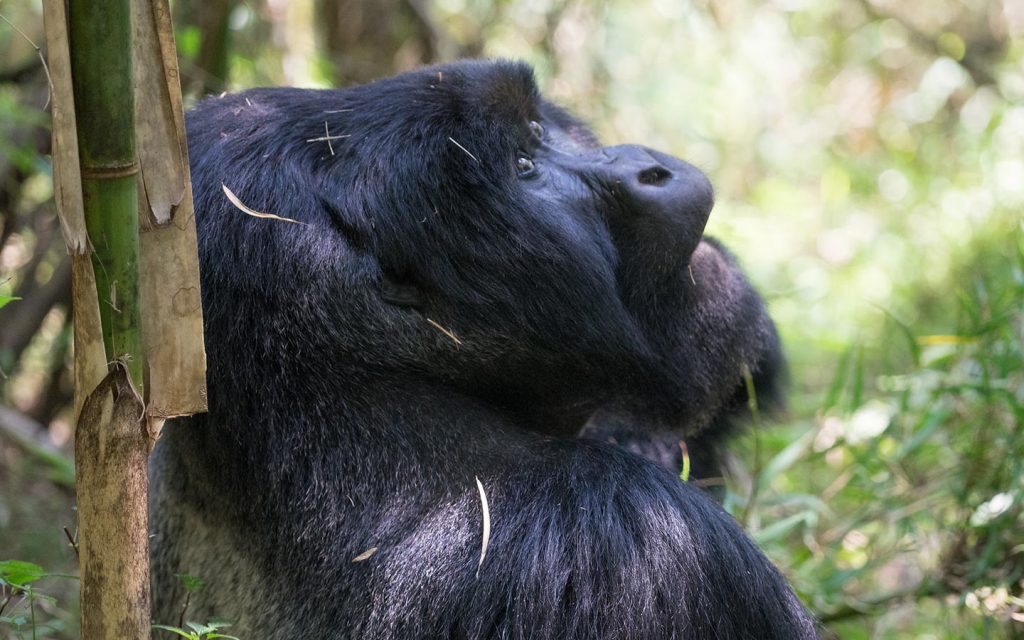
xmin=183 ymin=367 xmax=533 ymax=490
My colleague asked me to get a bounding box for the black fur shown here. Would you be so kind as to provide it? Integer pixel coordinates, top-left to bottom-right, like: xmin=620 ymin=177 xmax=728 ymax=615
xmin=581 ymin=236 xmax=788 ymax=492
xmin=150 ymin=60 xmax=817 ymax=639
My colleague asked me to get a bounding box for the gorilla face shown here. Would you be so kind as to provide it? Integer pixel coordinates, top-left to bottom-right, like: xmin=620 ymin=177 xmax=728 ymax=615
xmin=189 ymin=59 xmax=779 ymax=440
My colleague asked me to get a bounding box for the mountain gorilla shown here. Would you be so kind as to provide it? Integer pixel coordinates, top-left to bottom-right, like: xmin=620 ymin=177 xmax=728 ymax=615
xmin=149 ymin=60 xmax=817 ymax=638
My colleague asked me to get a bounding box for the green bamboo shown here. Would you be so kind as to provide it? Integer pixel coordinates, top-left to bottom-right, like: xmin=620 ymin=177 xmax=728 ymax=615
xmin=66 ymin=1 xmax=151 ymax=639
xmin=69 ymin=0 xmax=143 ymax=390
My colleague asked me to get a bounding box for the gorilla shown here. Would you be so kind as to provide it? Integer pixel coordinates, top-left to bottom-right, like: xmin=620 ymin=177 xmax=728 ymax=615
xmin=149 ymin=59 xmax=817 ymax=639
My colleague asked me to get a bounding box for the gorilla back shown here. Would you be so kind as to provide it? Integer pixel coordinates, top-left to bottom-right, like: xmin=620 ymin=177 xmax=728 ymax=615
xmin=150 ymin=60 xmax=817 ymax=639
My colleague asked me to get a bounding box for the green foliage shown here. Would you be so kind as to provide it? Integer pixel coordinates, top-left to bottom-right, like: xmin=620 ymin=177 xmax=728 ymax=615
xmin=0 ymin=561 xmax=46 ymax=588
xmin=151 ymin=573 xmax=242 ymax=639
xmin=177 ymin=574 xmax=206 ymax=594
xmin=153 ymin=620 xmax=240 ymax=640
xmin=736 ymin=235 xmax=1024 ymax=634
xmin=0 ymin=561 xmax=77 ymax=639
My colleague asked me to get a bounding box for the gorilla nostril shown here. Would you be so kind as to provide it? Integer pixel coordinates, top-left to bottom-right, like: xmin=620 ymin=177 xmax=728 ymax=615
xmin=637 ymin=165 xmax=672 ymax=186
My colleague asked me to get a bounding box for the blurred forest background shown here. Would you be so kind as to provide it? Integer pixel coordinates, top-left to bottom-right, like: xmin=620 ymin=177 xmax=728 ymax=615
xmin=0 ymin=0 xmax=1022 ymax=637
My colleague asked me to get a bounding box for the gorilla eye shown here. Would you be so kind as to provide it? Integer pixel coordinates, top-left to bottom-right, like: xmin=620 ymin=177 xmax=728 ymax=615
xmin=515 ymin=155 xmax=536 ymax=176
xmin=529 ymin=120 xmax=544 ymax=139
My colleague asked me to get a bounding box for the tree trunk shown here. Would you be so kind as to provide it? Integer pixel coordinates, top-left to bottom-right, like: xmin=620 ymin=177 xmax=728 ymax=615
xmin=315 ymin=0 xmax=435 ymax=85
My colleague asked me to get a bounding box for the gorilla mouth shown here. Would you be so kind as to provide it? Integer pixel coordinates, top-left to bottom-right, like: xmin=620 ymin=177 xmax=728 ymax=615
xmin=686 ymin=238 xmax=743 ymax=291
xmin=687 ymin=240 xmax=722 ymax=281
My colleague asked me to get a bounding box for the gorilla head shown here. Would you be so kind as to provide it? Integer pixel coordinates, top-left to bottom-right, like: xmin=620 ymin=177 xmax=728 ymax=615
xmin=191 ymin=60 xmax=781 ymax=441
xmin=152 ymin=60 xmax=814 ymax=639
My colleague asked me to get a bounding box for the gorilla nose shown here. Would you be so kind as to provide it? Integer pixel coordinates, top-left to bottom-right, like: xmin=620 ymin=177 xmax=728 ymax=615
xmin=602 ymin=145 xmax=714 ymax=260
xmin=636 ymin=165 xmax=672 ymax=186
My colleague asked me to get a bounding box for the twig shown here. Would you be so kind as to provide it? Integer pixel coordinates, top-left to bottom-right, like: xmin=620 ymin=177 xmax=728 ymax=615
xmin=222 ymin=184 xmax=306 ymax=225
xmin=308 ymin=121 xmax=349 ymax=156
xmin=448 ymin=137 xmax=479 ymax=163
xmin=177 ymin=590 xmax=191 ymax=629
xmin=306 ymin=126 xmax=351 ymax=150
xmin=425 ymin=318 xmax=462 ymax=346
xmin=475 ymin=476 xmax=490 ymax=578
xmin=63 ymin=526 xmax=79 ymax=560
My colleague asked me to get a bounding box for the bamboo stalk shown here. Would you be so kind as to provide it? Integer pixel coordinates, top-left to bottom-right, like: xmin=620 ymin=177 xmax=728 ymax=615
xmin=66 ymin=0 xmax=151 ymax=637
xmin=69 ymin=0 xmax=144 ymax=388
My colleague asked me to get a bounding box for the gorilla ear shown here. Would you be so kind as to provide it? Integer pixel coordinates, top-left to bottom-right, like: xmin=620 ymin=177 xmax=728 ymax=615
xmin=314 ymin=193 xmax=425 ymax=309
xmin=380 ymin=272 xmax=425 ymax=309
xmin=317 ymin=192 xmax=372 ymax=253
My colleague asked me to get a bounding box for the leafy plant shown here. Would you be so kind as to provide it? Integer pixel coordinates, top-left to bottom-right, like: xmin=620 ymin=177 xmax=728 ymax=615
xmin=152 ymin=620 xmax=239 ymax=640
xmin=0 ymin=560 xmax=76 ymax=640
xmin=733 ymin=242 xmax=1024 ymax=636
xmin=0 ymin=276 xmax=20 ymax=310
xmin=151 ymin=575 xmax=240 ymax=639
xmin=174 ymin=573 xmax=205 ymax=628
